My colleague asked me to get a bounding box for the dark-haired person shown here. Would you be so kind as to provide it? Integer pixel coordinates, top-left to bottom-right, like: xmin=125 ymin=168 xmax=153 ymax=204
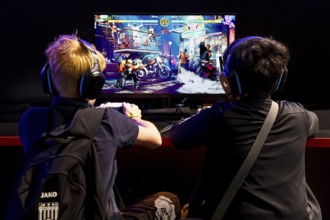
xmin=18 ymin=34 xmax=162 ymax=219
xmin=170 ymin=36 xmax=320 ymax=220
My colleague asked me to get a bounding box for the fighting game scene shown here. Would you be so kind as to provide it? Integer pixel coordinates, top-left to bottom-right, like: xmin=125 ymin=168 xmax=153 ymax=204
xmin=94 ymin=14 xmax=236 ymax=95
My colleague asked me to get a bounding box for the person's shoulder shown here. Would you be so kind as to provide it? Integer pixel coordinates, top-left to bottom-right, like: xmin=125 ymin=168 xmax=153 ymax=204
xmin=19 ymin=107 xmax=50 ymax=130
xmin=208 ymin=101 xmax=231 ymax=114
xmin=100 ymin=106 xmax=128 ymax=120
xmin=277 ymin=100 xmax=309 ymax=113
xmin=21 ymin=107 xmax=49 ymax=120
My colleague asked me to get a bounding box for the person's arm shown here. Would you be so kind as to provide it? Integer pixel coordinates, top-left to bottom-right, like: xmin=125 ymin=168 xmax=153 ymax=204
xmin=303 ymin=106 xmax=319 ymax=138
xmin=122 ymin=102 xmax=162 ymax=149
xmin=130 ymin=117 xmax=162 ymax=149
xmin=169 ymin=108 xmax=212 ymax=149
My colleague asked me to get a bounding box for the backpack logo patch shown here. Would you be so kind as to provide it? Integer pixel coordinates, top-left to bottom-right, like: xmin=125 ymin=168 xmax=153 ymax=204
xmin=41 ymin=191 xmax=58 ymax=198
xmin=38 ymin=202 xmax=59 ymax=220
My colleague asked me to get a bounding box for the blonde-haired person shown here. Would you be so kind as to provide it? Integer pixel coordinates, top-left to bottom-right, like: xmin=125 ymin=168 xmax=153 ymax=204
xmin=44 ymin=34 xmax=107 ymax=97
xmin=18 ymin=34 xmax=162 ymax=219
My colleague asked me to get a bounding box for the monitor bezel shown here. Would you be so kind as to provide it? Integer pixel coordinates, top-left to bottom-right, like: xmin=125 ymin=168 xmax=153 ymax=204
xmin=94 ymin=12 xmax=236 ymax=107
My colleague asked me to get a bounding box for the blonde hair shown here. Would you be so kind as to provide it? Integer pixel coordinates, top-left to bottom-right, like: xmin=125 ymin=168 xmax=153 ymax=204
xmin=45 ymin=34 xmax=106 ymax=98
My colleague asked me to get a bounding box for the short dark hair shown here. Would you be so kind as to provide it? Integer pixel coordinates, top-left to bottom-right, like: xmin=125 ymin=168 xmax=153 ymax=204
xmin=223 ymin=36 xmax=290 ymax=97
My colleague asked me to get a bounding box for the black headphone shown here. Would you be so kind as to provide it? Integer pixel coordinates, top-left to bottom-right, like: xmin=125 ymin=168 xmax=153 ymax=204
xmin=40 ymin=38 xmax=105 ymax=99
xmin=220 ymin=36 xmax=286 ymax=98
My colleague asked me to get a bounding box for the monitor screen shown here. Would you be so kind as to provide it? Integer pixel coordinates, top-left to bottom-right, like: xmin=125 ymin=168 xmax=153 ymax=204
xmin=94 ymin=13 xmax=236 ymax=102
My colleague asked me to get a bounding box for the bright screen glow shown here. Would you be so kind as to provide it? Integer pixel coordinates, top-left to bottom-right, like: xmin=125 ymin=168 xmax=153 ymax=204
xmin=94 ymin=14 xmax=236 ymax=97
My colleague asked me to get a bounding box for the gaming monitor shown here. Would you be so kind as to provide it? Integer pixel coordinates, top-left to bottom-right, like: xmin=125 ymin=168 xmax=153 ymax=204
xmin=94 ymin=13 xmax=236 ymax=105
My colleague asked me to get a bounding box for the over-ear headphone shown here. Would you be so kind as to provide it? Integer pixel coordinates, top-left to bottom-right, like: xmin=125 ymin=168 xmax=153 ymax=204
xmin=40 ymin=38 xmax=105 ymax=99
xmin=273 ymin=68 xmax=287 ymax=93
xmin=220 ymin=36 xmax=286 ymax=98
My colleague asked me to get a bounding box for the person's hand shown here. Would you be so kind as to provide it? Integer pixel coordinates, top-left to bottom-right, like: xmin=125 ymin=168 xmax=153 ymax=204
xmin=88 ymin=99 xmax=96 ymax=107
xmin=122 ymin=102 xmax=142 ymax=119
xmin=180 ymin=203 xmax=189 ymax=219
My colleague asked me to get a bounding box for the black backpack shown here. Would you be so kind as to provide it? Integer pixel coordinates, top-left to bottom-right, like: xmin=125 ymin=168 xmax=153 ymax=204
xmin=5 ymin=107 xmax=108 ymax=220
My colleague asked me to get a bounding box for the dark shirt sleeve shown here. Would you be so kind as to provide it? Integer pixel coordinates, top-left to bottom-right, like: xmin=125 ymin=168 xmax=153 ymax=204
xmin=169 ymin=107 xmax=212 ymax=149
xmin=99 ymin=108 xmax=139 ymax=149
xmin=18 ymin=108 xmax=49 ymax=153
xmin=305 ymin=107 xmax=319 ymax=138
xmin=280 ymin=100 xmax=319 ymax=139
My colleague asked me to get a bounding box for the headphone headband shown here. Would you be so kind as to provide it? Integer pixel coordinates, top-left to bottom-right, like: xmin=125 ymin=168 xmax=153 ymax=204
xmin=78 ymin=39 xmax=96 ymax=54
xmin=224 ymin=36 xmax=262 ymax=75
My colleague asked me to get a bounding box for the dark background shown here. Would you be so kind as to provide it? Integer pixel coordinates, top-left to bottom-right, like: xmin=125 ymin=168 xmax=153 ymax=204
xmin=1 ymin=0 xmax=330 ymax=219
xmin=1 ymin=0 xmax=330 ymax=108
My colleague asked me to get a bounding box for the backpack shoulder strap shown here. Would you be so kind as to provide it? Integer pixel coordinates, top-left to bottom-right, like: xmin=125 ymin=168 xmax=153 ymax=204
xmin=211 ymin=101 xmax=279 ymax=220
xmin=71 ymin=107 xmax=106 ymax=138
xmin=71 ymin=108 xmax=108 ymax=220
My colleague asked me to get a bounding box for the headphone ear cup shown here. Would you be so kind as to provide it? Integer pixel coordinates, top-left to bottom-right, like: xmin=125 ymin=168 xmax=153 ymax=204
xmin=220 ymin=72 xmax=232 ymax=98
xmin=77 ymin=38 xmax=105 ymax=99
xmin=223 ymin=36 xmax=261 ymax=98
xmin=79 ymin=70 xmax=105 ymax=99
xmin=273 ymin=68 xmax=288 ymax=93
xmin=40 ymin=63 xmax=58 ymax=96
xmin=220 ymin=71 xmax=242 ymax=97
